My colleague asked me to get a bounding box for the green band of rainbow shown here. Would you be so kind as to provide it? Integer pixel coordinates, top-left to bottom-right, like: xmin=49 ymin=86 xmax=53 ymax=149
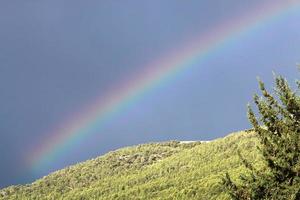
xmin=28 ymin=1 xmax=300 ymax=172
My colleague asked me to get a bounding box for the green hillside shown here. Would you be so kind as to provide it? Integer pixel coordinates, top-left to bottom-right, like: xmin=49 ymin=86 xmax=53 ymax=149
xmin=0 ymin=131 xmax=264 ymax=200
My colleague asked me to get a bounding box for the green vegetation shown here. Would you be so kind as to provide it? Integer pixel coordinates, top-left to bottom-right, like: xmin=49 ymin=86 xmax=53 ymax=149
xmin=224 ymin=76 xmax=300 ymax=199
xmin=2 ymin=71 xmax=299 ymax=199
xmin=1 ymin=131 xmax=264 ymax=200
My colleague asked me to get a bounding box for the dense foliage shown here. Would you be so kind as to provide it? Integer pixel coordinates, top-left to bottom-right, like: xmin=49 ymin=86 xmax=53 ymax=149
xmin=1 ymin=131 xmax=262 ymax=200
xmin=223 ymin=76 xmax=300 ymax=199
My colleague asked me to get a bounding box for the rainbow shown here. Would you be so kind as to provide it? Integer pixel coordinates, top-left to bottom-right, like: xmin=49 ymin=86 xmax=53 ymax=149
xmin=28 ymin=1 xmax=300 ymax=171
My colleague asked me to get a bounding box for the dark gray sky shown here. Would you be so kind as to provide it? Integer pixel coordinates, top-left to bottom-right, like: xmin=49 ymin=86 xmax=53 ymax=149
xmin=1 ymin=0 xmax=300 ymax=188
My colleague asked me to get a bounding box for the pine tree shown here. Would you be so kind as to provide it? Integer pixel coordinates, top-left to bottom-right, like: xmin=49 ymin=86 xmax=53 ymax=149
xmin=223 ymin=75 xmax=300 ymax=200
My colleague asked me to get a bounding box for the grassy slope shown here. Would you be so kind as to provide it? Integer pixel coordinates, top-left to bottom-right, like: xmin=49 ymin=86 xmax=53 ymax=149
xmin=0 ymin=131 xmax=263 ymax=200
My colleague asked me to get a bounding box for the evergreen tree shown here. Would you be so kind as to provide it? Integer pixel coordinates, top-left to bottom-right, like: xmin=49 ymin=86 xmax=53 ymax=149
xmin=223 ymin=75 xmax=300 ymax=200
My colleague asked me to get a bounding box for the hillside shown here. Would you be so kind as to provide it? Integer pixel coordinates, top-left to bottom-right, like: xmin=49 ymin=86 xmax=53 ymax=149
xmin=0 ymin=131 xmax=263 ymax=200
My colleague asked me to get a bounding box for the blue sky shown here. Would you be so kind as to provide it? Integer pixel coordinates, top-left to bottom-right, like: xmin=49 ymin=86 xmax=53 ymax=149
xmin=0 ymin=0 xmax=300 ymax=188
